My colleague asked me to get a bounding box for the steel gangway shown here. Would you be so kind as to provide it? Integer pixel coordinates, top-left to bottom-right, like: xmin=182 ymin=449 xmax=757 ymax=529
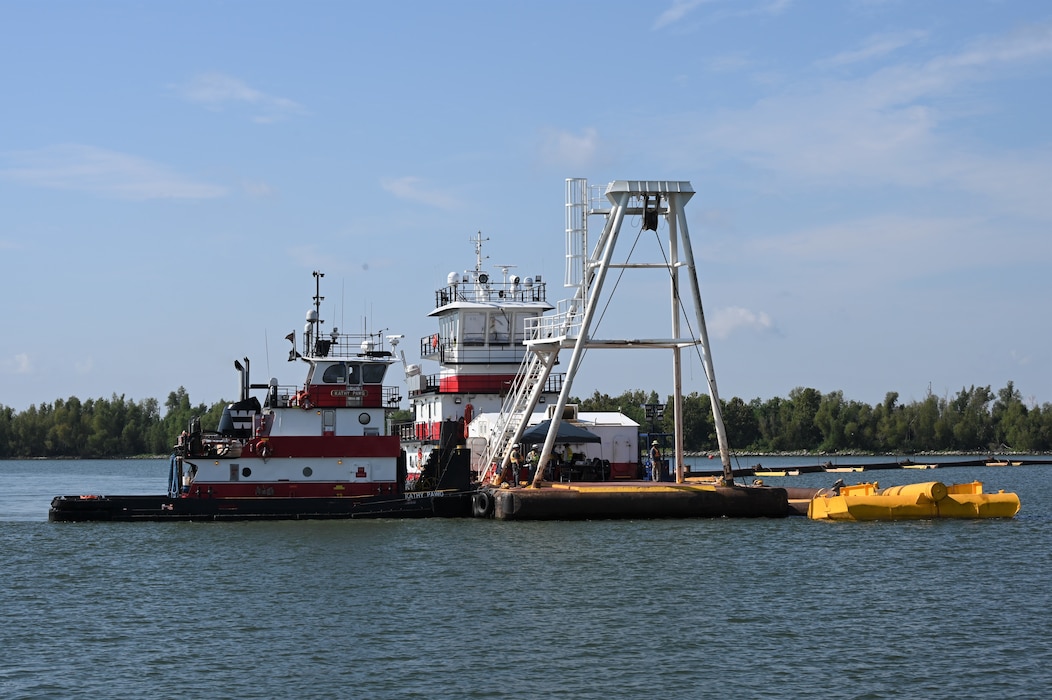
xmin=479 ymin=179 xmax=599 ymax=483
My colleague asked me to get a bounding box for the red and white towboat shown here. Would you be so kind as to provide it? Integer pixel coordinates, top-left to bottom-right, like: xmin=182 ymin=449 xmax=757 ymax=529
xmin=396 ymin=232 xmax=562 ymax=485
xmin=50 ymin=271 xmax=474 ymax=521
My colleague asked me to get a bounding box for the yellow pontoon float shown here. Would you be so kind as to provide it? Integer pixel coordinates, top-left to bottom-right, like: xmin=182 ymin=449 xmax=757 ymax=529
xmin=807 ymin=481 xmax=1020 ymax=521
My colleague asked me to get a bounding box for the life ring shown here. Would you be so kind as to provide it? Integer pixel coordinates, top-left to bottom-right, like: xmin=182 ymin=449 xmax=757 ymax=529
xmin=472 ymin=490 xmax=494 ymax=518
xmin=292 ymin=389 xmax=312 ymax=409
xmin=431 ymin=333 xmax=439 ymax=349
xmin=417 ymin=448 xmax=424 ymax=465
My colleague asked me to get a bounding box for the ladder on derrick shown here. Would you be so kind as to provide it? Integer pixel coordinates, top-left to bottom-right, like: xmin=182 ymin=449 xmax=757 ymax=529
xmin=481 ymin=346 xmax=560 ymax=483
xmin=480 ymin=179 xmax=595 ymax=483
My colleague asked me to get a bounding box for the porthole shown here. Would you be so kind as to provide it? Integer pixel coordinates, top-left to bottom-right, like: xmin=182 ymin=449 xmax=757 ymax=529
xmin=359 ymin=412 xmax=371 ymax=425
xmin=242 ymin=467 xmax=252 ymax=477
xmin=303 ymin=467 xmax=313 ymax=477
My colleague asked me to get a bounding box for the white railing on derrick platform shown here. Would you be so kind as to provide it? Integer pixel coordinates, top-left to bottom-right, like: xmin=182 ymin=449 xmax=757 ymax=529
xmin=524 ymin=299 xmax=581 ymax=344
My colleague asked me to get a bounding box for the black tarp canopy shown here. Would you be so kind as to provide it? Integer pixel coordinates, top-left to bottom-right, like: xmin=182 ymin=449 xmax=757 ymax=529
xmin=519 ymin=419 xmax=601 ymax=445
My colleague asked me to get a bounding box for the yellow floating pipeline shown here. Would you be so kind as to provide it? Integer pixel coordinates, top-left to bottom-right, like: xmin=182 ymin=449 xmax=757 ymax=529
xmin=880 ymin=481 xmax=948 ymax=503
xmin=937 ymin=481 xmax=1021 ymax=519
xmin=807 ymin=480 xmax=1020 ymax=521
xmin=808 ymin=482 xmax=935 ymax=521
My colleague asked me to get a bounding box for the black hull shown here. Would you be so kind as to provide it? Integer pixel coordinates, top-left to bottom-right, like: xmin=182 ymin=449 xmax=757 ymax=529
xmin=49 ymin=492 xmax=474 ymax=522
xmin=485 ymin=484 xmax=791 ymax=520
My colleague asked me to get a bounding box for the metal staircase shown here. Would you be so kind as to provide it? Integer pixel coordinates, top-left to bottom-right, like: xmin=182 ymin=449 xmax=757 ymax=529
xmin=480 ymin=344 xmax=560 ymax=482
xmin=479 ymin=180 xmax=595 ymax=482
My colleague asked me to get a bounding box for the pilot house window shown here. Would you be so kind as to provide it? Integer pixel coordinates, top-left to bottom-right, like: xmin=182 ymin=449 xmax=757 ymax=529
xmin=321 ymin=362 xmax=361 ymax=384
xmin=488 ymin=314 xmax=510 ymax=344
xmin=322 ymin=363 xmax=347 ymax=383
xmin=463 ymin=312 xmax=485 ymax=345
xmin=362 ymin=363 xmax=387 ymax=384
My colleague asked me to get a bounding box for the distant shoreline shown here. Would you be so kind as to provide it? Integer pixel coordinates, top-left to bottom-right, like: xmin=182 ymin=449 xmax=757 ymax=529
xmin=685 ymin=450 xmax=1052 ymax=458
xmin=7 ymin=450 xmax=1051 ymax=461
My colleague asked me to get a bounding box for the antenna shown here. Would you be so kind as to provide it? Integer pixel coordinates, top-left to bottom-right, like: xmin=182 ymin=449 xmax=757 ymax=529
xmin=495 ymin=264 xmax=517 ymax=284
xmin=471 ymin=230 xmax=489 ymax=273
xmin=264 ymin=329 xmax=271 ymax=379
xmin=387 ymin=334 xmax=420 ymax=379
xmin=311 ymin=270 xmax=325 ymax=339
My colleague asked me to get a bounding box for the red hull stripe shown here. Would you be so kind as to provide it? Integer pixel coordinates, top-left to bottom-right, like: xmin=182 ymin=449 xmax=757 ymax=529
xmin=438 ymin=374 xmax=517 ymax=393
xmin=186 ymin=482 xmax=400 ymax=498
xmin=259 ymin=435 xmax=400 ymax=458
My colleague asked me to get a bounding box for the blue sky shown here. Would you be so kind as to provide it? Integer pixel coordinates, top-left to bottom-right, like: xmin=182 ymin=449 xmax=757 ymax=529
xmin=2 ymin=0 xmax=1050 ymax=415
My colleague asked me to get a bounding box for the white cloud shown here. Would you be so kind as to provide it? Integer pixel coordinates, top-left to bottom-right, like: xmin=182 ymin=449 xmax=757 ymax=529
xmin=820 ymin=30 xmax=928 ymax=67
xmin=684 ymin=21 xmax=1052 ymax=219
xmin=6 ymin=353 xmax=33 ymax=375
xmin=742 ymin=0 xmax=791 ymax=18
xmin=653 ymin=0 xmax=789 ymax=30
xmin=705 ymin=52 xmax=756 ymax=73
xmin=709 ymin=306 xmax=774 ymax=339
xmin=1009 ymin=349 xmax=1032 ymax=367
xmin=0 ymin=144 xmax=227 ymax=200
xmin=380 ymin=176 xmax=461 ymax=210
xmin=174 ymin=72 xmax=306 ymax=123
xmin=537 ymin=127 xmax=604 ymax=170
xmin=653 ymin=0 xmax=711 ymax=30
xmin=242 ymin=180 xmax=278 ymax=198
xmin=745 ymin=213 xmax=987 ymax=275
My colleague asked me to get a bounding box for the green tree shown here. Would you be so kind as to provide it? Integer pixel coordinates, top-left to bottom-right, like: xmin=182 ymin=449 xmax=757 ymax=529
xmin=948 ymin=385 xmax=994 ymax=451
xmin=0 ymin=405 xmax=12 ymax=458
xmin=674 ymin=392 xmax=715 ymax=451
xmin=814 ymin=390 xmax=846 ymax=451
xmin=993 ymin=382 xmax=1032 ymax=450
xmin=723 ymin=396 xmax=759 ymax=449
xmin=750 ymin=396 xmax=784 ymax=451
xmin=785 ymin=387 xmax=822 ymax=449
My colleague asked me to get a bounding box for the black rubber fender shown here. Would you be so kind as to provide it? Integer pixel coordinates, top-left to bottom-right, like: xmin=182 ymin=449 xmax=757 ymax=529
xmin=471 ymin=490 xmax=494 ymax=518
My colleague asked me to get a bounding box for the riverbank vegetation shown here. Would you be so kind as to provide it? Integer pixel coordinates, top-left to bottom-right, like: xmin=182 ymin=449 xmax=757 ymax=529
xmin=576 ymin=382 xmax=1050 ymax=454
xmin=0 ymin=382 xmax=1048 ymax=458
xmin=0 ymin=388 xmax=223 ymax=459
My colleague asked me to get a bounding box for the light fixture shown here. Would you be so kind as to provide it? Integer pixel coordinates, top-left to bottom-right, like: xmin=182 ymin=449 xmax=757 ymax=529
xmin=454 ymin=397 xmax=462 ymax=404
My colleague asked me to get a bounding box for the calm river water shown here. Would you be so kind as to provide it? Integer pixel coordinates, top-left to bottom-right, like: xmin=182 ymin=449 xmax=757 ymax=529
xmin=2 ymin=457 xmax=1051 ymax=699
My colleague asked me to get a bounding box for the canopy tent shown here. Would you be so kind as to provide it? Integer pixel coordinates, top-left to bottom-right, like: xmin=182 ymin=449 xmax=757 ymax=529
xmin=519 ymin=419 xmax=601 ymax=445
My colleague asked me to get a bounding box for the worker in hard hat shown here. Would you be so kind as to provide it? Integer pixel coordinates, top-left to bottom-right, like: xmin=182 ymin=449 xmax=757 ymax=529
xmin=649 ymin=440 xmax=663 ymax=481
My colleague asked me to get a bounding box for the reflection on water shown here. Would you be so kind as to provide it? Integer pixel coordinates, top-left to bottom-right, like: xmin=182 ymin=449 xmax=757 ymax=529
xmin=1 ymin=458 xmax=1050 ymax=698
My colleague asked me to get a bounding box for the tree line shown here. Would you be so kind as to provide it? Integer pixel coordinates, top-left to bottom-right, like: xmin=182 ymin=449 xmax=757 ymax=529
xmin=1 ymin=381 xmax=1049 ymax=458
xmin=0 ymin=388 xmax=225 ymax=459
xmin=575 ymin=381 xmax=1051 ymax=454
